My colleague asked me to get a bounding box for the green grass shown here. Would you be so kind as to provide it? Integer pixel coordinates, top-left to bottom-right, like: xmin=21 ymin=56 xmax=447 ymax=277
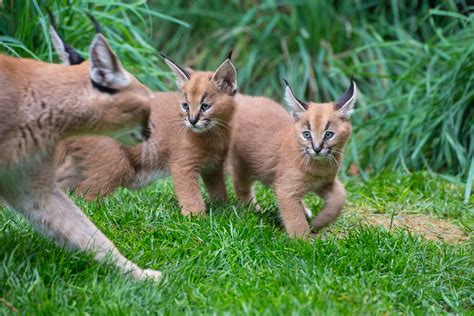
xmin=0 ymin=1 xmax=473 ymax=314
xmin=1 ymin=172 xmax=472 ymax=314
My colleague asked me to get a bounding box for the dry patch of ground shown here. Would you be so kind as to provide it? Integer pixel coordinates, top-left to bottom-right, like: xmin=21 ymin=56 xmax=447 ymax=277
xmin=364 ymin=213 xmax=470 ymax=244
xmin=342 ymin=209 xmax=470 ymax=244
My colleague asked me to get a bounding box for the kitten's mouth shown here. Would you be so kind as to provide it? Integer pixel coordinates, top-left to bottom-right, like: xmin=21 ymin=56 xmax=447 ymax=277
xmin=185 ymin=119 xmax=214 ymax=133
xmin=304 ymin=147 xmax=332 ymax=160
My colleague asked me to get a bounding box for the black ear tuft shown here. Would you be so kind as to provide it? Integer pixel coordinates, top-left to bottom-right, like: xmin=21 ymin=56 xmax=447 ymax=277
xmin=335 ymin=76 xmax=356 ymax=110
xmin=227 ymin=50 xmax=233 ymax=61
xmin=86 ymin=12 xmax=102 ymax=34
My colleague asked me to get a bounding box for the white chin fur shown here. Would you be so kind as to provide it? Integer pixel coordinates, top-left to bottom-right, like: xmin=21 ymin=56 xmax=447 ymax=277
xmin=185 ymin=121 xmax=213 ymax=133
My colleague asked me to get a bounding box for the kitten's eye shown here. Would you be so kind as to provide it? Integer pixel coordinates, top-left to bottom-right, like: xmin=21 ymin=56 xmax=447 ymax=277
xmin=201 ymin=103 xmax=211 ymax=111
xmin=182 ymin=103 xmax=189 ymax=111
xmin=302 ymin=131 xmax=312 ymax=139
xmin=325 ymin=131 xmax=335 ymax=139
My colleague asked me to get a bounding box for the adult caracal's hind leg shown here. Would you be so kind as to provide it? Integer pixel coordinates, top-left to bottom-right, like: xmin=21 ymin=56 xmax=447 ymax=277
xmin=8 ymin=185 xmax=161 ymax=281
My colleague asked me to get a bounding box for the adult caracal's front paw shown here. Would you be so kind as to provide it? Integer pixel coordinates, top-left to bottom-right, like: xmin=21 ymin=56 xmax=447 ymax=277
xmin=132 ymin=268 xmax=162 ymax=281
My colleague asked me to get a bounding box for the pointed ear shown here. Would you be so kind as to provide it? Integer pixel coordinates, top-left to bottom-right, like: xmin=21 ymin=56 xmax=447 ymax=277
xmin=49 ymin=25 xmax=70 ymax=65
xmin=283 ymin=79 xmax=308 ymax=120
xmin=160 ymin=53 xmax=190 ymax=89
xmin=89 ymin=34 xmax=130 ymax=89
xmin=212 ymin=57 xmax=237 ymax=95
xmin=335 ymin=77 xmax=357 ymax=118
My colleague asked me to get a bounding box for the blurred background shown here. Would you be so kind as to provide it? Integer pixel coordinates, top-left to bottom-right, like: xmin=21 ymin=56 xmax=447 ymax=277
xmin=0 ymin=0 xmax=472 ymax=199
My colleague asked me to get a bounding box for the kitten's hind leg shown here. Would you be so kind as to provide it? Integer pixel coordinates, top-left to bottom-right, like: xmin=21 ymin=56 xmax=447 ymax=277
xmin=202 ymin=164 xmax=228 ymax=203
xmin=9 ymin=188 xmax=161 ymax=281
xmin=231 ymin=162 xmax=260 ymax=211
xmin=312 ymin=179 xmax=346 ymax=232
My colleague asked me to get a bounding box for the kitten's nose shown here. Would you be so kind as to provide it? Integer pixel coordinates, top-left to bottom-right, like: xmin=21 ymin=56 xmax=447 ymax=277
xmin=314 ymin=146 xmax=322 ymax=154
xmin=189 ymin=116 xmax=199 ymax=126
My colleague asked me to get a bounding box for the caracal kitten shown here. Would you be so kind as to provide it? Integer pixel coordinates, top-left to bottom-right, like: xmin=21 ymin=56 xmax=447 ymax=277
xmin=0 ymin=28 xmax=161 ymax=280
xmin=56 ymin=51 xmax=237 ymax=216
xmin=228 ymin=79 xmax=357 ymax=238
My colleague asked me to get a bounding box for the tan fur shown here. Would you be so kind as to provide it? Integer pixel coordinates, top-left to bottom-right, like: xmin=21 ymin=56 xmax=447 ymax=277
xmin=56 ymin=62 xmax=236 ymax=216
xmin=0 ymin=37 xmax=161 ymax=280
xmin=228 ymin=81 xmax=356 ymax=238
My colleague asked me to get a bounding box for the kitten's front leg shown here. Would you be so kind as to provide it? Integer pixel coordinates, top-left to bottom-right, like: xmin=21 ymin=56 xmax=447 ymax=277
xmin=312 ymin=179 xmax=346 ymax=232
xmin=275 ymin=186 xmax=309 ymax=238
xmin=202 ymin=164 xmax=228 ymax=203
xmin=8 ymin=188 xmax=161 ymax=281
xmin=170 ymin=163 xmax=206 ymax=216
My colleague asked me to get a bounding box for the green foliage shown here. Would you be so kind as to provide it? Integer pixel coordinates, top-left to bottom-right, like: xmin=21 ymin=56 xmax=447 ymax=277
xmin=149 ymin=0 xmax=474 ymax=191
xmin=1 ymin=173 xmax=472 ymax=314
xmin=0 ymin=0 xmax=472 ymax=189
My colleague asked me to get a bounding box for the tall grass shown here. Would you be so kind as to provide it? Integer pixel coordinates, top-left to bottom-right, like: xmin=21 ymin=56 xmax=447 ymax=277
xmin=149 ymin=1 xmax=473 ymax=197
xmin=0 ymin=0 xmax=185 ymax=88
xmin=0 ymin=0 xmax=472 ymax=198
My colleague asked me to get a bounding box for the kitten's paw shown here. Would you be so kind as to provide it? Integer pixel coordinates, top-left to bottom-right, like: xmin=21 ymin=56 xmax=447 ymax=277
xmin=132 ymin=268 xmax=162 ymax=281
xmin=181 ymin=208 xmax=206 ymax=216
xmin=303 ymin=206 xmax=313 ymax=218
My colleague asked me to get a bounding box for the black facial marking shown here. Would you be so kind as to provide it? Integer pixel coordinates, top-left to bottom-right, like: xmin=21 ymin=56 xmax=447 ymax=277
xmin=91 ymin=79 xmax=118 ymax=94
xmin=41 ymin=101 xmax=46 ymax=109
xmin=200 ymin=92 xmax=208 ymax=104
xmin=325 ymin=121 xmax=331 ymax=131
xmin=142 ymin=123 xmax=151 ymax=140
